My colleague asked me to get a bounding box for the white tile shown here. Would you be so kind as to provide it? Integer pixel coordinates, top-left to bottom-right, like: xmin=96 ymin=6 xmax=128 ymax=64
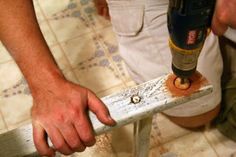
xmin=39 ymin=0 xmax=92 ymax=42
xmin=204 ymin=128 xmax=236 ymax=157
xmin=73 ymin=65 xmax=123 ymax=93
xmin=0 ymin=42 xmax=12 ymax=64
xmin=61 ymin=32 xmax=102 ymax=68
xmin=8 ymin=119 xmax=32 ymax=131
xmin=125 ymin=80 xmax=137 ymax=88
xmin=50 ymin=45 xmax=71 ymax=70
xmin=39 ymin=21 xmax=57 ymax=46
xmin=149 ymin=132 xmax=218 ymax=157
xmin=0 ymin=61 xmax=22 ymax=92
xmin=0 ymin=94 xmax=32 ymax=129
xmin=38 ymin=0 xmax=71 ymax=18
xmin=62 ymin=69 xmax=79 ymax=84
xmin=61 ymin=33 xmax=123 ymax=93
xmin=0 ymin=112 xmax=7 ymax=134
xmin=111 ymin=124 xmax=134 ymax=157
xmin=96 ymin=83 xmax=126 ymax=97
xmin=33 ymin=0 xmax=45 ymax=23
xmin=0 ymin=62 xmax=32 ymax=129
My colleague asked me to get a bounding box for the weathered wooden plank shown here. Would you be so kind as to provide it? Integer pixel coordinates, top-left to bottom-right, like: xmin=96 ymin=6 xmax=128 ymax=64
xmin=0 ymin=74 xmax=213 ymax=157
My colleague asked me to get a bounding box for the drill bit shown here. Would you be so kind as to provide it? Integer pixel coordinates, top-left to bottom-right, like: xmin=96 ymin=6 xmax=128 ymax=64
xmin=180 ymin=78 xmax=189 ymax=84
xmin=174 ymin=77 xmax=190 ymax=90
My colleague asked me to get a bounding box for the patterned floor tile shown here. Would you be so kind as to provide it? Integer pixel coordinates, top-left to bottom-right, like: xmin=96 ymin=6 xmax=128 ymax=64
xmin=37 ymin=0 xmax=71 ymax=18
xmin=39 ymin=21 xmax=57 ymax=46
xmin=95 ymin=27 xmax=131 ymax=82
xmin=73 ymin=64 xmax=123 ymax=93
xmin=33 ymin=0 xmax=45 ymax=23
xmin=61 ymin=32 xmax=100 ymax=68
xmin=0 ymin=61 xmax=22 ymax=92
xmin=50 ymin=45 xmax=71 ymax=70
xmin=0 ymin=62 xmax=32 ymax=129
xmin=61 ymin=32 xmax=124 ymax=93
xmin=97 ymin=80 xmax=136 ymax=99
xmin=0 ymin=42 xmax=12 ymax=64
xmin=38 ymin=0 xmax=93 ymax=43
xmin=149 ymin=113 xmax=191 ymax=148
xmin=0 ymin=94 xmax=32 ymax=130
xmin=204 ymin=128 xmax=236 ymax=157
xmin=62 ymin=69 xmax=79 ymax=84
xmin=7 ymin=119 xmax=32 ymax=131
xmin=0 ymin=112 xmax=7 ymax=134
xmin=125 ymin=80 xmax=137 ymax=87
xmin=149 ymin=132 xmax=218 ymax=157
xmin=96 ymin=83 xmax=126 ymax=97
xmin=111 ymin=124 xmax=134 ymax=157
xmin=78 ymin=0 xmax=112 ymax=30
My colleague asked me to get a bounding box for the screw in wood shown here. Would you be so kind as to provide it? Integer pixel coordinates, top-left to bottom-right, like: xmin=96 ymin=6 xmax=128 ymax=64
xmin=131 ymin=95 xmax=141 ymax=104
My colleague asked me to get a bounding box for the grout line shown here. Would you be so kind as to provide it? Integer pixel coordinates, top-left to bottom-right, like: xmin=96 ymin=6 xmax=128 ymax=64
xmin=159 ymin=131 xmax=220 ymax=156
xmin=37 ymin=0 xmax=131 ymax=91
xmin=160 ymin=130 xmax=192 ymax=146
xmin=0 ymin=59 xmax=14 ymax=65
xmin=203 ymin=130 xmax=221 ymax=157
xmin=57 ymin=25 xmax=112 ymax=44
xmin=95 ymin=83 xmax=125 ymax=95
xmin=91 ymin=26 xmax=130 ymax=87
xmin=7 ymin=118 xmax=32 ymax=131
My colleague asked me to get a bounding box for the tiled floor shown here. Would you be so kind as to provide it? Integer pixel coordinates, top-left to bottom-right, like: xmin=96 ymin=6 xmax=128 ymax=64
xmin=0 ymin=0 xmax=235 ymax=156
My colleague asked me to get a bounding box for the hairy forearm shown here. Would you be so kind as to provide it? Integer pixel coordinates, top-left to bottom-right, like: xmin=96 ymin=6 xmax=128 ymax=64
xmin=0 ymin=0 xmax=63 ymax=94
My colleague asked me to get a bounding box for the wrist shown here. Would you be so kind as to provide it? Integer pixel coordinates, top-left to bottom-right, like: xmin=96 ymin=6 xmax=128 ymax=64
xmin=26 ymin=66 xmax=66 ymax=97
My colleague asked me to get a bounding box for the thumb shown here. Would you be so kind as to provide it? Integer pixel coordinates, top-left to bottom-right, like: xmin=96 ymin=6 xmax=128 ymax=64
xmin=87 ymin=91 xmax=116 ymax=126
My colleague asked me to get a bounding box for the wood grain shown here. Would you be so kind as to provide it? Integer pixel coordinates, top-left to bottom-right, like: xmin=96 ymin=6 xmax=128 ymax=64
xmin=0 ymin=74 xmax=213 ymax=157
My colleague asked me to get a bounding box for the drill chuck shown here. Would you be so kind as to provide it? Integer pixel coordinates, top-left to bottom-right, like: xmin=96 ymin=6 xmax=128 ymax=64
xmin=169 ymin=38 xmax=202 ymax=78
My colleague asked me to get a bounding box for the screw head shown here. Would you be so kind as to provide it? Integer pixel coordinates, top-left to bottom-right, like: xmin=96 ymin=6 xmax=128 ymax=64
xmin=131 ymin=95 xmax=141 ymax=104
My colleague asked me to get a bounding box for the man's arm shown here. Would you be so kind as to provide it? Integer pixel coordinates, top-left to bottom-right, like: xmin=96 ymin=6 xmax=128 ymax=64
xmin=0 ymin=0 xmax=115 ymax=156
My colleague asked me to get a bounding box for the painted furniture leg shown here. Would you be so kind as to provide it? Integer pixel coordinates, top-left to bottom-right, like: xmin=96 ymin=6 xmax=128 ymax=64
xmin=133 ymin=117 xmax=153 ymax=157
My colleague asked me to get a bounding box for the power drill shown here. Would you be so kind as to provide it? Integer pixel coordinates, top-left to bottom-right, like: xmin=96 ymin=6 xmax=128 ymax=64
xmin=168 ymin=0 xmax=215 ymax=84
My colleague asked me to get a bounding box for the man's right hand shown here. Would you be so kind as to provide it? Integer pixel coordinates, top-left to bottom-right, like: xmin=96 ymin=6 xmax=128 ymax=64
xmin=31 ymin=78 xmax=116 ymax=156
xmin=212 ymin=0 xmax=236 ymax=35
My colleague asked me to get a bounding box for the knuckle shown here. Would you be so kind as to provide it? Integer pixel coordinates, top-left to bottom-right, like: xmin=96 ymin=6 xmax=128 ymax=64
xmin=63 ymin=151 xmax=72 ymax=156
xmin=54 ymin=113 xmax=65 ymax=123
xmin=36 ymin=148 xmax=52 ymax=157
xmin=39 ymin=152 xmax=50 ymax=157
xmin=54 ymin=141 xmax=65 ymax=150
xmin=82 ymin=134 xmax=95 ymax=145
xmin=69 ymin=139 xmax=80 ymax=150
xmin=77 ymin=147 xmax=86 ymax=152
xmin=69 ymin=108 xmax=79 ymax=119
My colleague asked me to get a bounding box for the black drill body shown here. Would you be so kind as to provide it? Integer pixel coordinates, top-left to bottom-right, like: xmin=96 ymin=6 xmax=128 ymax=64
xmin=168 ymin=0 xmax=215 ymax=79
